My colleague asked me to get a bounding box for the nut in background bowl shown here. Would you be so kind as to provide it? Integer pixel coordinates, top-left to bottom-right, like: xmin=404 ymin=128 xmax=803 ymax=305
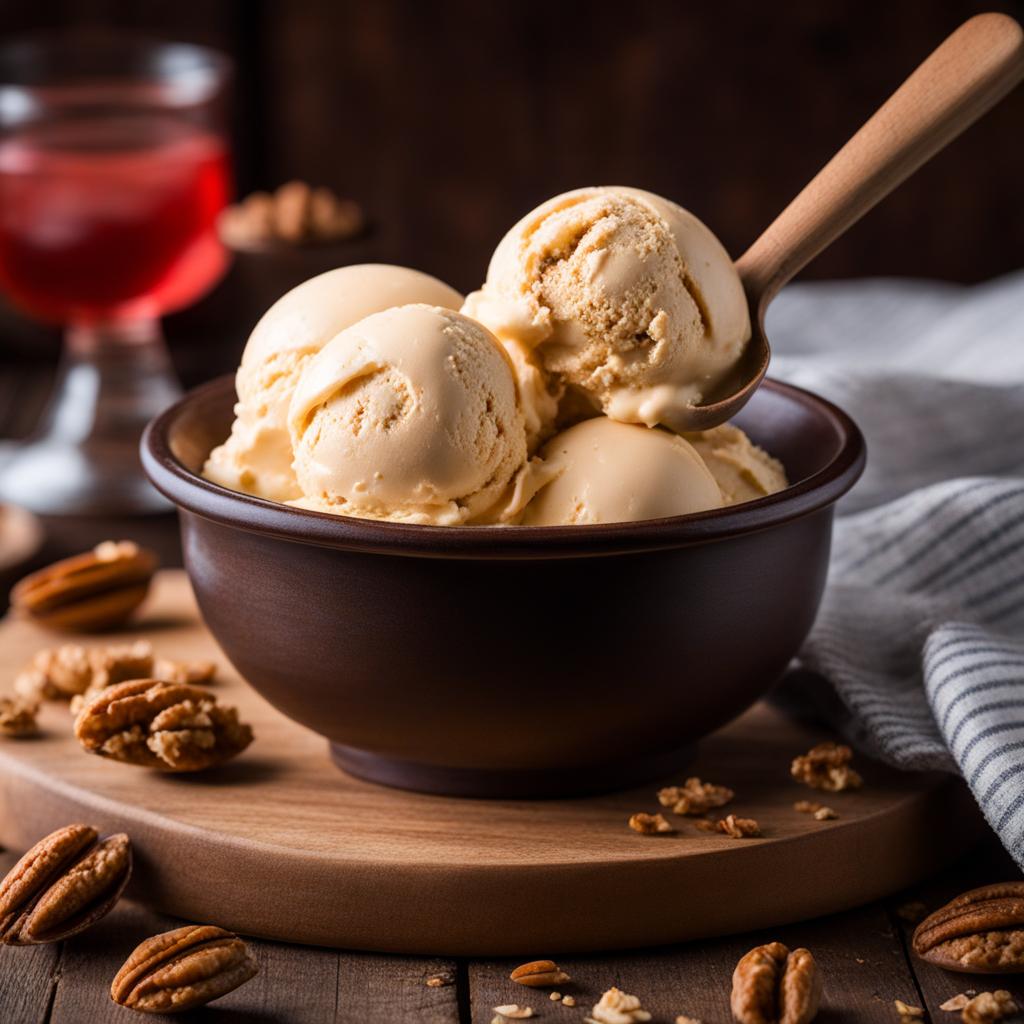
xmin=141 ymin=375 xmax=864 ymax=799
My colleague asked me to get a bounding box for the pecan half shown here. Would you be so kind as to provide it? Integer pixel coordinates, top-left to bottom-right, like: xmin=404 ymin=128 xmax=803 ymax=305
xmin=0 ymin=696 xmax=39 ymax=737
xmin=11 ymin=541 xmax=157 ymax=633
xmin=510 ymin=959 xmax=571 ymax=987
xmin=0 ymin=823 xmax=131 ymax=945
xmin=74 ymin=680 xmax=253 ymax=772
xmin=912 ymin=883 xmax=1024 ymax=973
xmin=111 ymin=924 xmax=258 ymax=1013
xmin=731 ymin=943 xmax=822 ymax=1024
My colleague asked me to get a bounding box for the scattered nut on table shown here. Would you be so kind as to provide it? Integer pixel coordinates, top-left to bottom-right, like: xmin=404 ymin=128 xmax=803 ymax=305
xmin=110 ymin=924 xmax=258 ymax=1013
xmin=510 ymin=958 xmax=571 ymax=986
xmin=0 ymin=823 xmax=131 ymax=945
xmin=11 ymin=541 xmax=157 ymax=633
xmin=912 ymin=882 xmax=1024 ymax=972
xmin=731 ymin=942 xmax=821 ymax=1024
xmin=894 ymin=999 xmax=925 ymax=1018
xmin=74 ymin=679 xmax=253 ymax=772
xmin=587 ymin=986 xmax=652 ymax=1023
xmin=961 ymin=990 xmax=1017 ymax=1023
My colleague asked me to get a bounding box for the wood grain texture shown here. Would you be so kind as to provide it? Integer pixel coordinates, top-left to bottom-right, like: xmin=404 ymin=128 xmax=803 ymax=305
xmin=0 ymin=571 xmax=984 ymax=955
xmin=469 ymin=902 xmax=926 ymax=1023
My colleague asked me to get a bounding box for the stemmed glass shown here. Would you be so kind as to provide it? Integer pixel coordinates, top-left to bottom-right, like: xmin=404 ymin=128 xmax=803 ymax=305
xmin=0 ymin=34 xmax=232 ymax=514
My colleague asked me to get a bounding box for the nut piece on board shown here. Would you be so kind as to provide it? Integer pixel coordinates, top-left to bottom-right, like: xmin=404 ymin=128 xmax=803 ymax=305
xmin=0 ymin=824 xmax=131 ymax=945
xmin=74 ymin=679 xmax=253 ymax=772
xmin=658 ymin=777 xmax=734 ymax=816
xmin=510 ymin=959 xmax=571 ymax=987
xmin=111 ymin=924 xmax=258 ymax=1013
xmin=718 ymin=814 xmax=761 ymax=839
xmin=731 ymin=943 xmax=822 ymax=1024
xmin=10 ymin=541 xmax=158 ymax=633
xmin=629 ymin=812 xmax=675 ymax=835
xmin=0 ymin=696 xmax=39 ymax=737
xmin=912 ymin=882 xmax=1024 ymax=973
xmin=791 ymin=742 xmax=863 ymax=792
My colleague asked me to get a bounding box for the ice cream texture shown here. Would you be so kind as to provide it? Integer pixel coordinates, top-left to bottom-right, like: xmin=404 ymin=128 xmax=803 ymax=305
xmin=202 ymin=264 xmax=462 ymax=502
xmin=522 ymin=417 xmax=723 ymax=526
xmin=287 ymin=304 xmax=531 ymax=525
xmin=685 ymin=424 xmax=788 ymax=505
xmin=462 ymin=186 xmax=750 ymax=437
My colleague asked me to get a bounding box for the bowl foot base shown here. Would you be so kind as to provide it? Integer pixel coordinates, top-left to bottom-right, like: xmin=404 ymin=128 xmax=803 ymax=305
xmin=328 ymin=741 xmax=698 ymax=799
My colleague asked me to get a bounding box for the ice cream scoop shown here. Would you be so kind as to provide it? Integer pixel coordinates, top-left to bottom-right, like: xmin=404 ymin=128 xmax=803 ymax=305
xmin=203 ymin=264 xmax=462 ymax=501
xmin=522 ymin=417 xmax=722 ymax=526
xmin=686 ymin=424 xmax=787 ymax=505
xmin=287 ymin=304 xmax=530 ymax=526
xmin=463 ymin=186 xmax=750 ymax=438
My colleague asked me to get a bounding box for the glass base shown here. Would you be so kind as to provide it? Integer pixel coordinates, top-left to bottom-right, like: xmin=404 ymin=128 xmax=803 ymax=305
xmin=0 ymin=319 xmax=179 ymax=515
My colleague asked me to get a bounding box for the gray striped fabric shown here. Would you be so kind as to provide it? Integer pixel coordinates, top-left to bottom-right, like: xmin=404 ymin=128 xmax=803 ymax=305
xmin=766 ymin=270 xmax=1024 ymax=864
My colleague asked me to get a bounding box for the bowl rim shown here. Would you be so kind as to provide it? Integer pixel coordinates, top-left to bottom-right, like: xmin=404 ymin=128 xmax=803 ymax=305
xmin=141 ymin=375 xmax=866 ymax=560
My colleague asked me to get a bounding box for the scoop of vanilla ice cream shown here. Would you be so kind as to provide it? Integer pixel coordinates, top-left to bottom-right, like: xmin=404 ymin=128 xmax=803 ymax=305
xmin=522 ymin=417 xmax=723 ymax=526
xmin=287 ymin=304 xmax=530 ymax=525
xmin=685 ymin=424 xmax=788 ymax=504
xmin=203 ymin=264 xmax=462 ymax=502
xmin=463 ymin=186 xmax=750 ymax=436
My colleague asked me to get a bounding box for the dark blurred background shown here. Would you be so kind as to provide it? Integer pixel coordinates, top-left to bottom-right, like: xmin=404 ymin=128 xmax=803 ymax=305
xmin=2 ymin=0 xmax=1022 ymax=416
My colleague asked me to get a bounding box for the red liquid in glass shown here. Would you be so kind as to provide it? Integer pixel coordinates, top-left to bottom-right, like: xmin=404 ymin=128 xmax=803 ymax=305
xmin=0 ymin=116 xmax=230 ymax=323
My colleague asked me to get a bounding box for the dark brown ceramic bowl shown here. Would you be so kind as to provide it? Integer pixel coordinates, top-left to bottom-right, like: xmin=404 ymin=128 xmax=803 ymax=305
xmin=142 ymin=376 xmax=865 ymax=798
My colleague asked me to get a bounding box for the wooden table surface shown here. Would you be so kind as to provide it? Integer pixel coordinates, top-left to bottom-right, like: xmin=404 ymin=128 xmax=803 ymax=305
xmin=2 ymin=363 xmax=1022 ymax=1022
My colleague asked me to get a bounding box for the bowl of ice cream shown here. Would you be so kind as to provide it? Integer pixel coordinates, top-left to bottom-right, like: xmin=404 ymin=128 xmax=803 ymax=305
xmin=143 ymin=189 xmax=865 ymax=797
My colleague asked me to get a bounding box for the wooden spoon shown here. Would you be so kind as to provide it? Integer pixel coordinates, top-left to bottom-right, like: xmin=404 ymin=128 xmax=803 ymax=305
xmin=682 ymin=12 xmax=1024 ymax=432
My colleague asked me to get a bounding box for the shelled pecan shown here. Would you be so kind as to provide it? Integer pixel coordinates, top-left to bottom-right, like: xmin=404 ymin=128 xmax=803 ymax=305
xmin=11 ymin=541 xmax=157 ymax=633
xmin=111 ymin=924 xmax=258 ymax=1012
xmin=731 ymin=942 xmax=821 ymax=1024
xmin=74 ymin=679 xmax=252 ymax=772
xmin=0 ymin=824 xmax=131 ymax=945
xmin=912 ymin=883 xmax=1024 ymax=973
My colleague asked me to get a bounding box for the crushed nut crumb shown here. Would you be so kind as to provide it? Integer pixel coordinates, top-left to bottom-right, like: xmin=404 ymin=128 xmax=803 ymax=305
xmin=940 ymin=994 xmax=970 ymax=1012
xmin=493 ymin=1006 xmax=534 ymax=1020
xmin=0 ymin=695 xmax=39 ymax=737
xmin=813 ymin=806 xmax=838 ymax=820
xmin=791 ymin=741 xmax=863 ymax=792
xmin=589 ymin=987 xmax=652 ymax=1023
xmin=563 ymin=995 xmax=576 ymax=1007
xmin=676 ymin=1017 xmax=703 ymax=1024
xmin=658 ymin=777 xmax=734 ymax=815
xmin=962 ymin=991 xmax=1017 ymax=1024
xmin=551 ymin=991 xmax=562 ymax=1001
xmin=629 ymin=812 xmax=674 ymax=835
xmin=425 ymin=975 xmax=450 ymax=987
xmin=718 ymin=814 xmax=761 ymax=838
xmin=894 ymin=999 xmax=925 ymax=1018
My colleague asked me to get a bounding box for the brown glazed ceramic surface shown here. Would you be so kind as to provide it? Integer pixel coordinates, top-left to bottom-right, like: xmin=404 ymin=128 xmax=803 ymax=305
xmin=142 ymin=375 xmax=865 ymax=797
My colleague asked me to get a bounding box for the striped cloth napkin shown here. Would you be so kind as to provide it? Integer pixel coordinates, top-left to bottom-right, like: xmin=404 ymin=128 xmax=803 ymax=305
xmin=765 ymin=270 xmax=1024 ymax=865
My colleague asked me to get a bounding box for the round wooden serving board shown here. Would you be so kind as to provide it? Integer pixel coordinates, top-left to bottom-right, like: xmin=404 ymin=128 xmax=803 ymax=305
xmin=0 ymin=571 xmax=982 ymax=955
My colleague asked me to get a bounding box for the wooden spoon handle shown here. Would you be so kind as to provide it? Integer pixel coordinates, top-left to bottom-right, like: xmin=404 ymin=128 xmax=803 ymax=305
xmin=736 ymin=13 xmax=1024 ymax=308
